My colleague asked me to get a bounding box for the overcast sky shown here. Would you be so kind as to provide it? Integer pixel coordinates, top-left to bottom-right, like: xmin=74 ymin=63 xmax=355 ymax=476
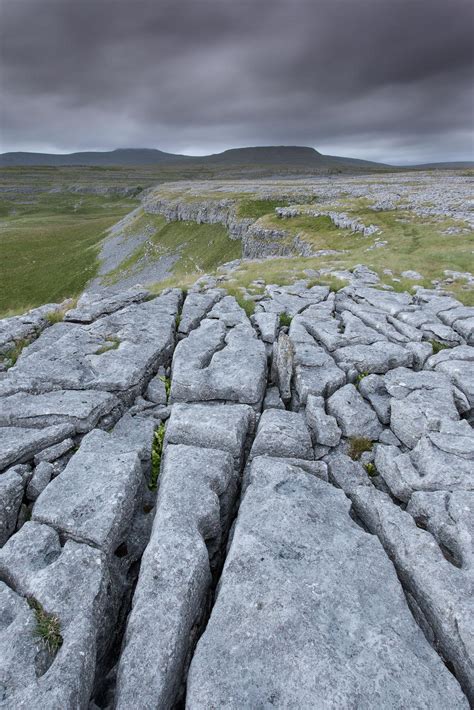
xmin=1 ymin=0 xmax=473 ymax=163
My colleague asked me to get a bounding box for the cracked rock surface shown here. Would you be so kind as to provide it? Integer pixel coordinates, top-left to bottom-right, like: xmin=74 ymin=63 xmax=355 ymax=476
xmin=0 ymin=280 xmax=473 ymax=707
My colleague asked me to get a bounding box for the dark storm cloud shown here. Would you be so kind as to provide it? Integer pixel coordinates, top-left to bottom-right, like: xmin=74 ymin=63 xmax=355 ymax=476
xmin=0 ymin=0 xmax=473 ymax=162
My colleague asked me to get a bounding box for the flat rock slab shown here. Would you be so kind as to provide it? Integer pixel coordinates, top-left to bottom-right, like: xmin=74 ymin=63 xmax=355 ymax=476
xmin=178 ymin=289 xmax=224 ymax=335
xmin=327 ymin=383 xmax=383 ymax=440
xmin=333 ymin=341 xmax=412 ymax=374
xmin=0 ymin=423 xmax=74 ymax=472
xmin=32 ymin=429 xmax=143 ymax=554
xmin=186 ymin=457 xmax=466 ymax=708
xmin=115 ymin=444 xmax=236 ymax=710
xmin=250 ymin=409 xmax=314 ymax=460
xmin=0 ymin=389 xmax=121 ymax=432
xmin=171 ymin=321 xmax=267 ymax=407
xmin=64 ymin=286 xmax=149 ymax=323
xmin=165 ymin=402 xmax=253 ymax=465
xmin=1 ymin=293 xmax=179 ymax=397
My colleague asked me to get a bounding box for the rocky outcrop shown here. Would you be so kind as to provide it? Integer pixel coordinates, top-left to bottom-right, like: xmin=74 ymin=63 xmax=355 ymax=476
xmin=0 ymin=280 xmax=473 ymax=707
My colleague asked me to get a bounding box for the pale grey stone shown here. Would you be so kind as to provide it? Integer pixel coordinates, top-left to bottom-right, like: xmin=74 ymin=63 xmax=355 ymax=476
xmin=65 ymin=286 xmax=149 ymax=323
xmin=262 ymin=284 xmax=329 ymax=315
xmin=0 ymin=423 xmax=74 ymax=472
xmin=0 ymin=522 xmax=109 ymax=709
xmin=333 ymin=341 xmax=412 ymax=374
xmin=250 ymin=409 xmax=314 ymax=460
xmin=407 ymin=490 xmax=474 ymax=569
xmin=26 ymin=462 xmax=53 ymax=501
xmin=453 ymin=316 xmax=474 ymax=344
xmin=251 ymin=311 xmax=279 ymax=343
xmin=438 ymin=306 xmax=474 ymax=328
xmin=326 ymin=452 xmax=372 ymax=494
xmin=0 ymin=389 xmax=122 ymax=432
xmin=186 ymin=457 xmax=466 ymax=709
xmin=145 ymin=374 xmax=168 ymax=404
xmin=327 ymin=384 xmax=383 ymax=440
xmin=375 ymin=420 xmax=474 ymax=502
xmin=358 ymin=374 xmax=391 ymax=424
xmin=178 ymin=288 xmax=224 ymax=335
xmin=207 ymin=295 xmax=249 ymax=327
xmin=401 ymin=270 xmax=423 ymax=280
xmin=1 ymin=293 xmax=179 ymax=398
xmin=115 ymin=444 xmax=236 ymax=710
xmin=305 ymin=395 xmax=341 ymax=447
xmin=0 ymin=468 xmax=25 ymax=545
xmin=165 ymin=402 xmax=253 ymax=466
xmin=347 ymin=484 xmax=473 ymax=703
xmin=171 ymin=321 xmax=267 ymax=407
xmin=421 ymin=321 xmax=464 ymax=346
xmin=428 ymin=345 xmax=474 ymax=409
xmin=405 ymin=340 xmax=433 ymax=369
xmin=271 ymin=332 xmax=294 ymax=402
xmin=262 ymin=386 xmax=285 ymax=410
xmin=32 ymin=429 xmax=143 ymax=554
xmin=384 ymin=368 xmax=462 ymax=448
xmin=34 ymin=438 xmax=74 ymax=464
xmin=111 ymin=413 xmax=156 ymax=463
xmin=292 ymin=340 xmax=345 ymax=405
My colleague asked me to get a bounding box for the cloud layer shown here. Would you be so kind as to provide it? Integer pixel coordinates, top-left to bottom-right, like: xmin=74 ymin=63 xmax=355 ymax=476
xmin=1 ymin=0 xmax=473 ymax=162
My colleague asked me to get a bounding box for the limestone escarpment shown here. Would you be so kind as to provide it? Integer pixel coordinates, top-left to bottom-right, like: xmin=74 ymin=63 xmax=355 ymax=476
xmin=0 ymin=280 xmax=473 ymax=708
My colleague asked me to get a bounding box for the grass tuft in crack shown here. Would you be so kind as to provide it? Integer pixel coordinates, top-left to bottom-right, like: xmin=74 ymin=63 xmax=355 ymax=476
xmin=95 ymin=336 xmax=120 ymax=355
xmin=149 ymin=423 xmax=166 ymax=490
xmin=1 ymin=338 xmax=31 ymax=369
xmin=27 ymin=597 xmax=63 ymax=653
xmin=279 ymin=312 xmax=292 ymax=328
xmin=348 ymin=437 xmax=373 ymax=461
xmin=159 ymin=375 xmax=171 ymax=401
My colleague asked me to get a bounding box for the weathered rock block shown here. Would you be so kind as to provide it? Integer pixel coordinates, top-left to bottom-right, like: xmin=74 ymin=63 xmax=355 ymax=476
xmin=186 ymin=457 xmax=466 ymax=708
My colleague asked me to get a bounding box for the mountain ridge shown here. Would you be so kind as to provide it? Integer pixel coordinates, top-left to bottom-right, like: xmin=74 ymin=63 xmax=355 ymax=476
xmin=0 ymin=145 xmax=472 ymax=169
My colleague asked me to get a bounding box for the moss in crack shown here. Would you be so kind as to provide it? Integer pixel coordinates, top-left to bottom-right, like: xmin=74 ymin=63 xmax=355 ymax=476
xmin=355 ymin=371 xmax=369 ymax=386
xmin=149 ymin=423 xmax=166 ymax=491
xmin=348 ymin=437 xmax=373 ymax=461
xmin=27 ymin=597 xmax=63 ymax=653
xmin=364 ymin=462 xmax=378 ymax=477
xmin=175 ymin=313 xmax=182 ymax=329
xmin=429 ymin=339 xmax=450 ymax=355
xmin=95 ymin=336 xmax=120 ymax=355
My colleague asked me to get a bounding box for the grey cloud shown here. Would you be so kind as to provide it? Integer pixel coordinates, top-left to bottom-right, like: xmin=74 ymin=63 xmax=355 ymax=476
xmin=0 ymin=0 xmax=473 ymax=162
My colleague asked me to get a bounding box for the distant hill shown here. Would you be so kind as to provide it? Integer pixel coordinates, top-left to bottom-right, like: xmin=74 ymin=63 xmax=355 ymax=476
xmin=0 ymin=145 xmax=471 ymax=170
xmin=0 ymin=148 xmax=188 ymax=167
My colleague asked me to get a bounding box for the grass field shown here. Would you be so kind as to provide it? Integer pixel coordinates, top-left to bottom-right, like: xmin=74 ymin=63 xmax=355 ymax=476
xmin=0 ymin=191 xmax=136 ymax=314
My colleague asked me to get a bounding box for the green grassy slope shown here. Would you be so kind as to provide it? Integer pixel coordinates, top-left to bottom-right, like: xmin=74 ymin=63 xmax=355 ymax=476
xmin=0 ymin=192 xmax=136 ymax=314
